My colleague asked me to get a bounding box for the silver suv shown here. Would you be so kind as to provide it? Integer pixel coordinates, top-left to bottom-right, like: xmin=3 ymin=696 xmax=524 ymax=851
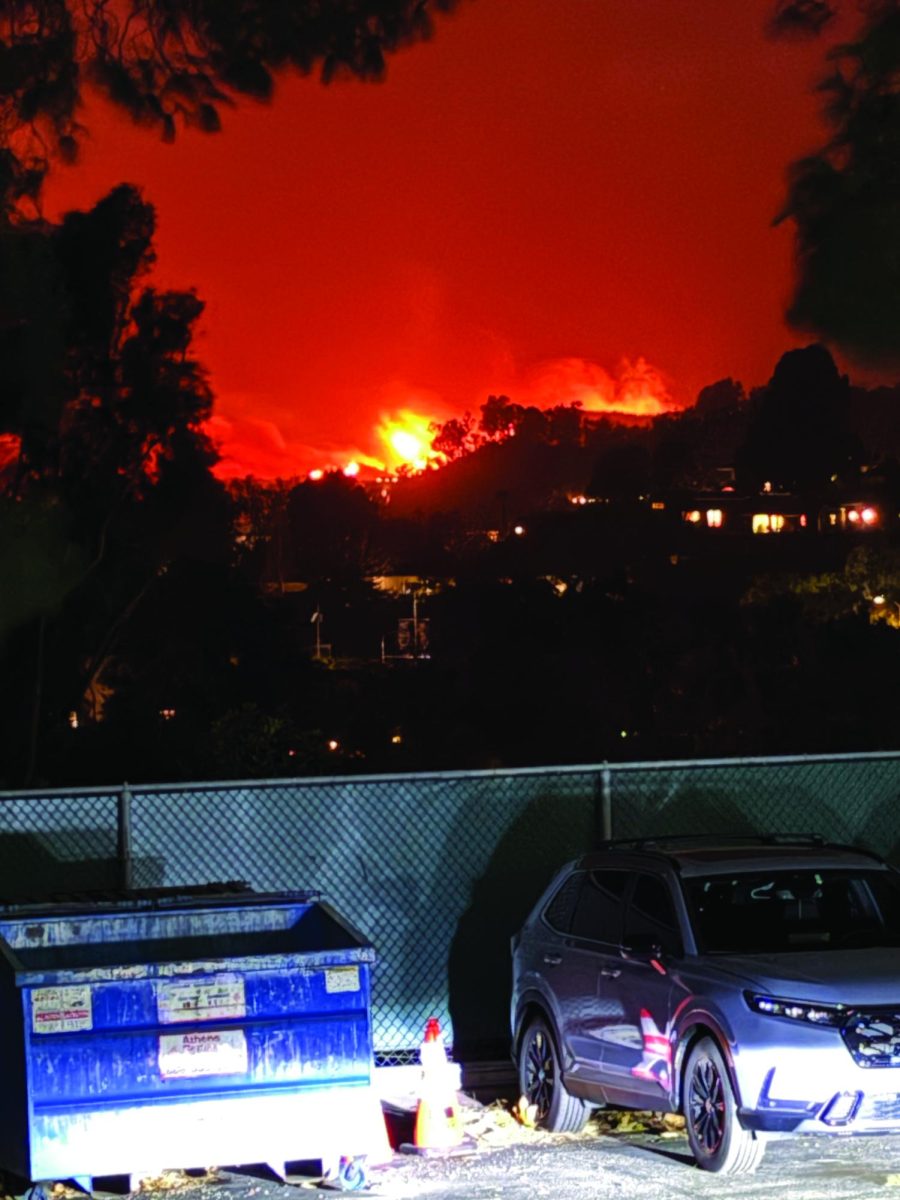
xmin=510 ymin=836 xmax=900 ymax=1174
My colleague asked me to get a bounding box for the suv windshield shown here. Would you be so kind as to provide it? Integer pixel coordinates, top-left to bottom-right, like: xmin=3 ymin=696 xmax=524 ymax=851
xmin=685 ymin=868 xmax=900 ymax=954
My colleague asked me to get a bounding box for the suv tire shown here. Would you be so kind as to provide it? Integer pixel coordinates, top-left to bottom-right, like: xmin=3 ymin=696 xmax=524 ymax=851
xmin=684 ymin=1036 xmax=765 ymax=1174
xmin=517 ymin=1016 xmax=589 ymax=1133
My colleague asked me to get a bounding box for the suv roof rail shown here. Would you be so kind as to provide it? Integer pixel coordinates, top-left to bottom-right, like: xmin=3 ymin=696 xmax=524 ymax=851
xmin=595 ymin=832 xmax=828 ymax=851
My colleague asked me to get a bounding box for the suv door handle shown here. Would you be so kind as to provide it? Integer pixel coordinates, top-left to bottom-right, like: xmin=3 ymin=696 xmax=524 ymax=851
xmin=600 ymin=966 xmax=621 ymax=978
xmin=543 ymin=953 xmax=563 ymax=966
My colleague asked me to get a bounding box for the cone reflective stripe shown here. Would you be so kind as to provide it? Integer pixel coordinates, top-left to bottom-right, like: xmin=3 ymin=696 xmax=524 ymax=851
xmin=413 ymin=1018 xmax=462 ymax=1150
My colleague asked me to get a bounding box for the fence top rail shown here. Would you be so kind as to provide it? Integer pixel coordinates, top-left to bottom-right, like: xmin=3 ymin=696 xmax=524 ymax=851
xmin=4 ymin=748 xmax=900 ymax=804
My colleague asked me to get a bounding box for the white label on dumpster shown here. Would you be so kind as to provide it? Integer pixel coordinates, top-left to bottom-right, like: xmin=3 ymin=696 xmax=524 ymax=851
xmin=31 ymin=985 xmax=93 ymax=1034
xmin=158 ymin=1029 xmax=248 ymax=1078
xmin=157 ymin=976 xmax=246 ymax=1024
xmin=324 ymin=966 xmax=360 ymax=993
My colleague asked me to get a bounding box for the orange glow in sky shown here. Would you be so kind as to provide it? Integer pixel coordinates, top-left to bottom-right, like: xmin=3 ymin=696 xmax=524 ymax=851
xmin=40 ymin=2 xmax=855 ymax=482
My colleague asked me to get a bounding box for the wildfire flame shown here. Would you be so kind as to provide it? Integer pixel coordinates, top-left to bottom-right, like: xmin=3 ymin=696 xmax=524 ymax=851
xmin=377 ymin=410 xmax=440 ymax=471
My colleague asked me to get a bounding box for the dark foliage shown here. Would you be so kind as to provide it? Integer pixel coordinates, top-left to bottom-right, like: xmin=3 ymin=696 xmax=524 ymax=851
xmin=0 ymin=0 xmax=455 ymax=209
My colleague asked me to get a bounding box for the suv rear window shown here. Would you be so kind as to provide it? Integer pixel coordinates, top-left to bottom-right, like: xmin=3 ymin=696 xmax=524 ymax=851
xmin=685 ymin=868 xmax=900 ymax=953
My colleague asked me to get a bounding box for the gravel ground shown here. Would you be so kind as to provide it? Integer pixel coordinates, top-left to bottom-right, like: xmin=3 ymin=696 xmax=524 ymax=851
xmin=121 ymin=1103 xmax=900 ymax=1200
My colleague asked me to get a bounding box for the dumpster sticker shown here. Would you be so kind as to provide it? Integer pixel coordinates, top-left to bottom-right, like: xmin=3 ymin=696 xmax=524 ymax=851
xmin=31 ymin=985 xmax=93 ymax=1034
xmin=158 ymin=1029 xmax=248 ymax=1078
xmin=325 ymin=966 xmax=360 ymax=993
xmin=157 ymin=976 xmax=246 ymax=1024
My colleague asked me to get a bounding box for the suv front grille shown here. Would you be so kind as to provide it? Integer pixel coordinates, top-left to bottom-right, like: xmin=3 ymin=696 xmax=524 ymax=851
xmin=843 ymin=1011 xmax=900 ymax=1067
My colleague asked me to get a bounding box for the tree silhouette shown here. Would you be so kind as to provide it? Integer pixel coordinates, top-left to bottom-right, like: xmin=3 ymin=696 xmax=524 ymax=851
xmin=776 ymin=2 xmax=900 ymax=365
xmin=735 ymin=344 xmax=861 ymax=492
xmin=0 ymin=0 xmax=455 ymax=209
xmin=0 ymin=183 xmax=222 ymax=783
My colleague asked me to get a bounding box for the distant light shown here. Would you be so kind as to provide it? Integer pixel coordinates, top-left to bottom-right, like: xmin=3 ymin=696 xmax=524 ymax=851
xmin=308 ymin=468 xmax=325 ymax=481
xmin=68 ymin=711 xmax=79 ymax=730
xmin=513 ymin=525 xmax=525 ymax=536
xmin=752 ymin=513 xmax=784 ymax=534
xmin=861 ymin=506 xmax=878 ymax=525
xmin=391 ymin=734 xmax=403 ymax=745
xmin=620 ymin=730 xmax=628 ymax=738
xmin=343 ymin=461 xmax=360 ymax=477
xmin=684 ymin=510 xmax=702 ymax=524
xmin=762 ymin=481 xmax=772 ymax=494
xmin=570 ymin=494 xmax=587 ymax=506
xmin=800 ymin=514 xmax=808 ymax=528
xmin=847 ymin=509 xmax=860 ymax=523
xmin=706 ymin=508 xmax=723 ymax=528
xmin=288 ymin=749 xmax=296 ymax=757
xmin=160 ymin=708 xmax=176 ymax=721
xmin=327 ymin=739 xmax=340 ymax=752
xmin=874 ymin=595 xmax=886 ymax=606
xmin=651 ymin=501 xmax=665 ymax=511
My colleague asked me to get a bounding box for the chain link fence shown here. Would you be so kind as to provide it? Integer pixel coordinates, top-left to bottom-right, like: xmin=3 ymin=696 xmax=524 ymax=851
xmin=2 ymin=752 xmax=900 ymax=1061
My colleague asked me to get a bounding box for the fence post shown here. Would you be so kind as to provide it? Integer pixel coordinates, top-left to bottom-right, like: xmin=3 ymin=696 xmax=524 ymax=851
xmin=600 ymin=764 xmax=613 ymax=841
xmin=118 ymin=782 xmax=134 ymax=891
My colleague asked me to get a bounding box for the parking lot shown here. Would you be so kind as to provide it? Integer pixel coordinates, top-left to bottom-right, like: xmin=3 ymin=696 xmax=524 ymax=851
xmin=130 ymin=1105 xmax=900 ymax=1200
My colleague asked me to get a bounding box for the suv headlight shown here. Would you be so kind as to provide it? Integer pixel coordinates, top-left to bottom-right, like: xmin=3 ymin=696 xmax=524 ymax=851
xmin=745 ymin=992 xmax=850 ymax=1027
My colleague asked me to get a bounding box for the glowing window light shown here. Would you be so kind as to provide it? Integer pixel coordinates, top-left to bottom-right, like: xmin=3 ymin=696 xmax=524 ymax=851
xmin=771 ymin=514 xmax=785 ymax=532
xmin=752 ymin=514 xmax=770 ymax=534
xmin=861 ymin=506 xmax=878 ymax=525
xmin=706 ymin=508 xmax=723 ymax=528
xmin=651 ymin=501 xmax=666 ymax=511
xmin=68 ymin=711 xmax=79 ymax=730
xmin=684 ymin=510 xmax=702 ymax=524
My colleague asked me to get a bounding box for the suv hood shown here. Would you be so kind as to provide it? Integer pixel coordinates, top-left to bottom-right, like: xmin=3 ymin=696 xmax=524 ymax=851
xmin=712 ymin=947 xmax=900 ymax=1005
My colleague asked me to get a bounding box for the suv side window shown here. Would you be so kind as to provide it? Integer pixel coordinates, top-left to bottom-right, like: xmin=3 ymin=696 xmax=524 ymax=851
xmin=626 ymin=873 xmax=683 ymax=956
xmin=543 ymin=871 xmax=584 ymax=934
xmin=570 ymin=869 xmax=630 ymax=946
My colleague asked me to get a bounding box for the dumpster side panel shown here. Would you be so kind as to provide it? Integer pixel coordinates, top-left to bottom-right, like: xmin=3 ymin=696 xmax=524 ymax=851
xmin=1 ymin=898 xmax=385 ymax=1183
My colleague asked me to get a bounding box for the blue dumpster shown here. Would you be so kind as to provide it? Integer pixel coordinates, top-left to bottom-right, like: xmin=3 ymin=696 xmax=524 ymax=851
xmin=0 ymin=890 xmax=389 ymax=1189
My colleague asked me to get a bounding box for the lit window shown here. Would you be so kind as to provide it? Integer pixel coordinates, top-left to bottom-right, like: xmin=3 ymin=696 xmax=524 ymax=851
xmin=800 ymin=514 xmax=808 ymax=528
xmin=68 ymin=711 xmax=79 ymax=730
xmin=771 ymin=514 xmax=785 ymax=532
xmin=752 ymin=514 xmax=770 ymax=534
xmin=706 ymin=509 xmax=723 ymax=528
xmin=651 ymin=501 xmax=665 ymax=511
xmin=684 ymin=510 xmax=702 ymax=524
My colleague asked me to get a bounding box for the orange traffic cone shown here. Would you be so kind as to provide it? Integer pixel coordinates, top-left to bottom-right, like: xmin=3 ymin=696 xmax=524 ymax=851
xmin=413 ymin=1018 xmax=463 ymax=1152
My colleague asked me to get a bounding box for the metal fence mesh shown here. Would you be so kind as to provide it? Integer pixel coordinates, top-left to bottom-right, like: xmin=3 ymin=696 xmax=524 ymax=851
xmin=3 ymin=753 xmax=900 ymax=1061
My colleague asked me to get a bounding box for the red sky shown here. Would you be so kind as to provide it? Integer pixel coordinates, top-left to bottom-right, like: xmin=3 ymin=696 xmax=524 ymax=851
xmin=42 ymin=1 xmax=861 ymax=479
